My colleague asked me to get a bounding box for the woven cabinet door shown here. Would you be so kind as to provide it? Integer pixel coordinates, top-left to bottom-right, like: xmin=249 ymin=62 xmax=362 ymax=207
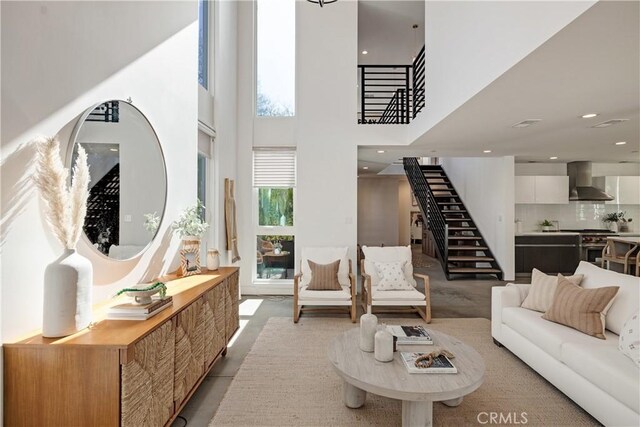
xmin=203 ymin=283 xmax=226 ymax=367
xmin=174 ymin=299 xmax=205 ymax=406
xmin=225 ymin=271 xmax=240 ymax=342
xmin=121 ymin=321 xmax=175 ymax=427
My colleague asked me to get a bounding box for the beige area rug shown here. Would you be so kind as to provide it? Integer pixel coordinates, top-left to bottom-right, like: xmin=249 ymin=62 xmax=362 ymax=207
xmin=210 ymin=318 xmax=597 ymax=427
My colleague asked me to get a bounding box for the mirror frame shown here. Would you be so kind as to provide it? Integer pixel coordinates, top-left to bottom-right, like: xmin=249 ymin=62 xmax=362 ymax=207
xmin=66 ymin=99 xmax=168 ymax=261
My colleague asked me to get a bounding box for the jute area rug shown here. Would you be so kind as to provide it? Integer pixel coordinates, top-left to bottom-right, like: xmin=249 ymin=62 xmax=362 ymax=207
xmin=210 ymin=317 xmax=597 ymax=426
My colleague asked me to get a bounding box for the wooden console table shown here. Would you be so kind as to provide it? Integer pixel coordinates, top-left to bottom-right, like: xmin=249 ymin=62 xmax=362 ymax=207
xmin=3 ymin=267 xmax=239 ymax=427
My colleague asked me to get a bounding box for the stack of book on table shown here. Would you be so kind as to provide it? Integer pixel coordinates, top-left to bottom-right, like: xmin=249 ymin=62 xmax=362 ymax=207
xmin=107 ymin=296 xmax=173 ymax=320
xmin=387 ymin=325 xmax=433 ymax=345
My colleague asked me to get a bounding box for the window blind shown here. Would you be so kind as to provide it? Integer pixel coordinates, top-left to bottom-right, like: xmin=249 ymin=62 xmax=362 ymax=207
xmin=253 ymin=149 xmax=296 ymax=187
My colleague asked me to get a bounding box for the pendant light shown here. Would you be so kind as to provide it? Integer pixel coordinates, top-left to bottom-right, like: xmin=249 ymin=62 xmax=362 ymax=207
xmin=307 ymin=0 xmax=338 ymax=8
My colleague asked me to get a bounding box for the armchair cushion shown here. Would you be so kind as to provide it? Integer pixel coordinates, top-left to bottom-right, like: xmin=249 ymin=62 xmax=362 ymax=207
xmin=362 ymin=245 xmax=417 ymax=288
xmin=301 ymin=247 xmax=349 ymax=287
xmin=307 ymin=259 xmax=342 ymax=291
xmin=372 ymin=288 xmax=425 ymax=301
xmin=299 ymin=286 xmax=351 ymax=301
xmin=373 ymin=261 xmax=414 ymax=291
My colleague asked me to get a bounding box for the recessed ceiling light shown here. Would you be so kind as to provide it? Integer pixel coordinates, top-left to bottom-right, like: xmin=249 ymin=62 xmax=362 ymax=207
xmin=581 ymin=113 xmax=598 ymax=119
xmin=363 ymin=166 xmax=369 ymax=170
xmin=362 ymin=50 xmax=368 ymax=55
xmin=109 ymin=148 xmax=118 ymax=152
xmin=615 ymin=141 xmax=627 ymax=145
xmin=483 ymin=150 xmax=492 ymax=153
xmin=549 ymin=156 xmax=558 ymax=160
xmin=377 ymin=150 xmax=385 ymax=154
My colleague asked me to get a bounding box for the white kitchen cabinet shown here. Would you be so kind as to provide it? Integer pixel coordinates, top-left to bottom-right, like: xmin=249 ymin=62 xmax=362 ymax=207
xmin=604 ymin=176 xmax=640 ymax=205
xmin=534 ymin=176 xmax=569 ymax=204
xmin=515 ymin=176 xmax=569 ymax=204
xmin=515 ymin=176 xmax=535 ymax=203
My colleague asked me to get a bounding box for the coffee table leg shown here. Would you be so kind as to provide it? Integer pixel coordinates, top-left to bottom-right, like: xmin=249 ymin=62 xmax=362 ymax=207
xmin=343 ymin=381 xmax=366 ymax=408
xmin=441 ymin=397 xmax=463 ymax=407
xmin=402 ymin=400 xmax=433 ymax=427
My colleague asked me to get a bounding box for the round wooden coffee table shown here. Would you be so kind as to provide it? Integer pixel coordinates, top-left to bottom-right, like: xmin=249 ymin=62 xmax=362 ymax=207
xmin=328 ymin=328 xmax=485 ymax=427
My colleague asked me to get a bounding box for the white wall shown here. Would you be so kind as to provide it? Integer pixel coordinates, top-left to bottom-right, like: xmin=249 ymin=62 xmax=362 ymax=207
xmin=211 ymin=0 xmax=239 ymax=267
xmin=441 ymin=156 xmax=516 ymax=280
xmin=1 ymin=1 xmax=198 ymax=342
xmin=398 ymin=178 xmax=419 ymax=246
xmin=406 ymin=0 xmax=595 ymax=144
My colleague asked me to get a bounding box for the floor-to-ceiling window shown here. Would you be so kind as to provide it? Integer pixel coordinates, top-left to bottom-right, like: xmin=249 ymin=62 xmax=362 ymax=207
xmin=253 ymin=149 xmax=296 ymax=285
xmin=256 ymin=0 xmax=295 ymax=116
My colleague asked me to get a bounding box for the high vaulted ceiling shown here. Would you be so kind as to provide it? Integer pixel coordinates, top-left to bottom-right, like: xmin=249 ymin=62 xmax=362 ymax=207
xmin=358 ymin=0 xmax=640 ymax=174
xmin=358 ymin=0 xmax=425 ymax=66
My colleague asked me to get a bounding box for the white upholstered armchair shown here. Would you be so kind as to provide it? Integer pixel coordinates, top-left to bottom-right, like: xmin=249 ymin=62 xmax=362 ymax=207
xmin=293 ymin=247 xmax=356 ymax=323
xmin=360 ymin=245 xmax=431 ymax=323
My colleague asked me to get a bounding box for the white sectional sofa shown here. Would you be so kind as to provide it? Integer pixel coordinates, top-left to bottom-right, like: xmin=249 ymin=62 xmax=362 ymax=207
xmin=492 ymin=261 xmax=640 ymax=426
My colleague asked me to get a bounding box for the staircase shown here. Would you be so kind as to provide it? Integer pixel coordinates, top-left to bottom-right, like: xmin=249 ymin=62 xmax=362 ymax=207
xmin=403 ymin=158 xmax=503 ymax=280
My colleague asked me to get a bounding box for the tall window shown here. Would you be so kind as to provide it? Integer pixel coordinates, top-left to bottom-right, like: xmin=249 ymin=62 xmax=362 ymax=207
xmin=198 ymin=0 xmax=209 ymax=89
xmin=254 ymin=149 xmax=296 ymax=282
xmin=256 ymin=0 xmax=295 ymax=116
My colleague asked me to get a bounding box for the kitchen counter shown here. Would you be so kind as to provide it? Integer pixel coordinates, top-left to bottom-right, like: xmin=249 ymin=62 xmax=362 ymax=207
xmin=516 ymin=231 xmax=580 ymax=236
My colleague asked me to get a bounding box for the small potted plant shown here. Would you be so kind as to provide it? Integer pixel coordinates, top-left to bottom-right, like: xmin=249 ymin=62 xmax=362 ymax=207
xmin=172 ymin=200 xmax=209 ymax=243
xmin=603 ymin=212 xmax=622 ymax=232
xmin=539 ymin=219 xmax=554 ymax=232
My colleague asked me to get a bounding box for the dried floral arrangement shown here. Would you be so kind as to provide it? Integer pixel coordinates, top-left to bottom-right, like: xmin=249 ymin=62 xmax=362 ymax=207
xmin=33 ymin=136 xmax=90 ymax=250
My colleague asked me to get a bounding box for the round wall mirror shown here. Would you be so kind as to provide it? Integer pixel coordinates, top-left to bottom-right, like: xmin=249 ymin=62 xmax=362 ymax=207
xmin=68 ymin=100 xmax=167 ymax=260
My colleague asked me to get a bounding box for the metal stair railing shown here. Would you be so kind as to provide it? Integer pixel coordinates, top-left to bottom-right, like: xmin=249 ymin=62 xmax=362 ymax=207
xmin=403 ymin=157 xmax=448 ymax=267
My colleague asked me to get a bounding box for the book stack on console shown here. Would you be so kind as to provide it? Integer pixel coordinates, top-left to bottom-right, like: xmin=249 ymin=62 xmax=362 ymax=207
xmin=107 ymin=296 xmax=173 ymax=321
xmin=387 ymin=325 xmax=433 ymax=345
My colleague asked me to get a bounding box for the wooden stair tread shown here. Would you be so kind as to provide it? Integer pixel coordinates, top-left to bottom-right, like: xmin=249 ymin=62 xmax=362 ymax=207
xmin=433 ymin=194 xmax=459 ymax=198
xmin=448 ymin=268 xmax=502 ymax=273
xmin=448 ymin=256 xmax=495 ymax=262
xmin=443 ymin=210 xmax=467 ymax=214
xmin=437 ymin=202 xmax=463 ymax=205
xmin=447 ymin=246 xmax=489 ymax=250
xmin=448 ymin=227 xmax=477 ymax=231
xmin=448 ymin=236 xmax=481 ymax=240
xmin=445 ymin=218 xmax=471 ymax=222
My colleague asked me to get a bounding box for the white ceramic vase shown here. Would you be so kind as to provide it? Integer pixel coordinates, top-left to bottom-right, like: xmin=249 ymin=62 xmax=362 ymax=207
xmin=43 ymin=249 xmax=93 ymax=338
xmin=207 ymin=249 xmax=220 ymax=271
xmin=359 ymin=306 xmax=377 ymax=352
xmin=374 ymin=327 xmax=394 ymax=362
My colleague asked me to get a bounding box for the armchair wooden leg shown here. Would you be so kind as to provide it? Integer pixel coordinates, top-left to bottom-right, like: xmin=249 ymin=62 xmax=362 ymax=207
xmin=351 ymin=299 xmax=357 ymax=323
xmin=294 ymin=304 xmax=301 ymax=323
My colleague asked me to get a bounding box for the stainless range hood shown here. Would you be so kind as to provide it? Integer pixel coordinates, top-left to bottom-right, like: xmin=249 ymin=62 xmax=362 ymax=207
xmin=567 ymin=161 xmax=614 ymax=202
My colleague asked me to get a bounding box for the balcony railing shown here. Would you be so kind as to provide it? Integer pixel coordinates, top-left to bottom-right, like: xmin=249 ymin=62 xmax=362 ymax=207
xmin=358 ymin=45 xmax=425 ymax=125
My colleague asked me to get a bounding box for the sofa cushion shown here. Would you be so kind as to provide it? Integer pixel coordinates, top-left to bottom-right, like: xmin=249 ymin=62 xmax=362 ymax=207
xmin=619 ymin=311 xmax=640 ymax=368
xmin=307 ymin=259 xmax=342 ymax=291
xmin=521 ymin=269 xmax=583 ymax=312
xmin=562 ymin=339 xmax=640 ymax=413
xmin=372 ymin=288 xmax=425 ymax=302
xmin=298 ymin=286 xmax=351 ymax=301
xmin=502 ymin=307 xmax=619 ymax=360
xmin=542 ymin=276 xmax=619 ymax=339
xmin=575 ymin=261 xmax=640 ymax=334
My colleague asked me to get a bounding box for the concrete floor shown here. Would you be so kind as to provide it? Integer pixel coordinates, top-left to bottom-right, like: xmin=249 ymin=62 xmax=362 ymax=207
xmin=173 ymin=250 xmax=506 ymax=427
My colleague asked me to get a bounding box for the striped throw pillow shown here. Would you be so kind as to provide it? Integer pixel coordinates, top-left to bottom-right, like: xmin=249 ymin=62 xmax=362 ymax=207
xmin=542 ymin=275 xmax=619 ymax=339
xmin=306 ymin=259 xmax=342 ymax=291
xmin=521 ymin=269 xmax=584 ymax=312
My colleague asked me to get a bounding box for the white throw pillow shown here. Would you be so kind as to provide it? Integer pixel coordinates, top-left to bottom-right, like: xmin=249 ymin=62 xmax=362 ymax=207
xmin=373 ymin=261 xmax=414 ymax=291
xmin=619 ymin=311 xmax=640 ymax=368
xmin=362 ymin=245 xmax=417 ymax=288
xmin=521 ymin=269 xmax=583 ymax=312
